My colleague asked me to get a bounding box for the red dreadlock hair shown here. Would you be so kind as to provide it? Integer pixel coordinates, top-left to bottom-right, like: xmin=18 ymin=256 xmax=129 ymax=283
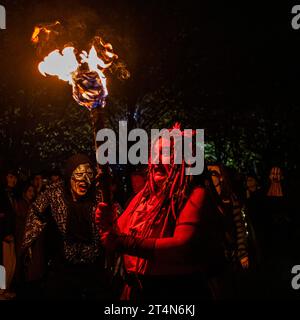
xmin=131 ymin=123 xmax=200 ymax=238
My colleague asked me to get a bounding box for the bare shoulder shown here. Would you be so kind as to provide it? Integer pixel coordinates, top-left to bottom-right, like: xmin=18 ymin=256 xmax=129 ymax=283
xmin=188 ymin=186 xmax=207 ymax=203
xmin=176 ymin=186 xmax=206 ymax=224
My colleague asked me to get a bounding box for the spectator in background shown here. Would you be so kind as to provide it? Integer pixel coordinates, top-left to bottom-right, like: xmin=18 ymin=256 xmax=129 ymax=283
xmin=125 ymin=170 xmax=147 ymax=207
xmin=4 ymin=170 xmax=18 ymax=207
xmin=208 ymin=165 xmax=249 ymax=267
xmin=264 ymin=167 xmax=290 ymax=254
xmin=266 ymin=167 xmax=285 ymax=198
xmin=50 ymin=169 xmax=62 ymax=185
xmin=0 ymin=169 xmax=18 ymax=298
xmin=259 ymin=166 xmax=292 ymax=298
xmin=14 ymin=183 xmax=46 ymax=299
xmin=207 ymin=164 xmax=249 ymax=298
xmin=244 ymin=174 xmax=265 ymax=265
xmin=32 ymin=173 xmax=45 ymax=196
xmin=246 ymin=175 xmax=261 ymax=200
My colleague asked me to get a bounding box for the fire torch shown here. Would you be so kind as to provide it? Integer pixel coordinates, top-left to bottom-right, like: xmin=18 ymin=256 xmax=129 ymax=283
xmin=31 ymin=22 xmax=129 ymax=210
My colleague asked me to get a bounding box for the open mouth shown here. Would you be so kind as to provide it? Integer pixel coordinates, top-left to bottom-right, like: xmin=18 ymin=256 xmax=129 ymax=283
xmin=153 ymin=165 xmax=167 ymax=176
xmin=78 ymin=182 xmax=88 ymax=193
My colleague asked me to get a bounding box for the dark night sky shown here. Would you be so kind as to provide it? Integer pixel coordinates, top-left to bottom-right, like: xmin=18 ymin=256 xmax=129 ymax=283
xmin=0 ymin=1 xmax=299 ymax=174
xmin=0 ymin=1 xmax=292 ymax=102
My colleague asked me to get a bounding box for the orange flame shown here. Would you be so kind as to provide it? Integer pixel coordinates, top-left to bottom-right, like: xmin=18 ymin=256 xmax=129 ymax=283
xmin=38 ymin=43 xmax=115 ymax=101
xmin=33 ymin=22 xmax=128 ymax=108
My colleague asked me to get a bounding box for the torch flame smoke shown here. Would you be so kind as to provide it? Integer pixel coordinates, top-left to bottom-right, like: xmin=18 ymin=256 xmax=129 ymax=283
xmin=31 ymin=21 xmax=61 ymax=44
xmin=33 ymin=21 xmax=129 ymax=109
xmin=37 ymin=43 xmax=114 ymax=108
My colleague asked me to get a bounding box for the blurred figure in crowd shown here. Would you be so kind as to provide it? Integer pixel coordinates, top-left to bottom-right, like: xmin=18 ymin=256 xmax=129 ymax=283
xmin=50 ymin=169 xmax=62 ymax=185
xmin=265 ymin=167 xmax=290 ymax=253
xmin=207 ymin=164 xmax=249 ymax=298
xmin=244 ymin=174 xmax=264 ymax=266
xmin=246 ymin=175 xmax=260 ymax=200
xmin=0 ymin=169 xmax=18 ymax=298
xmin=4 ymin=170 xmax=18 ymax=211
xmin=31 ymin=173 xmax=45 ymax=196
xmin=14 ymin=183 xmax=46 ymax=299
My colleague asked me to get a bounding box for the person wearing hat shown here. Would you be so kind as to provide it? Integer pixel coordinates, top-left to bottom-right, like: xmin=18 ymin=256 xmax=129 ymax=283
xmin=22 ymin=154 xmax=111 ymax=300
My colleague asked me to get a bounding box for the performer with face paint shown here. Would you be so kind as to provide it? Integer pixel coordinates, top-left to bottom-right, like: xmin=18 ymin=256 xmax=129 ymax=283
xmin=96 ymin=126 xmax=225 ymax=300
xmin=70 ymin=163 xmax=94 ymax=199
xmin=22 ymin=154 xmax=111 ymax=300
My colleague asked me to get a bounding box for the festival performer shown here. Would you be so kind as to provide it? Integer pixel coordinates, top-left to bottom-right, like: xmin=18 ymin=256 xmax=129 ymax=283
xmin=96 ymin=127 xmax=225 ymax=300
xmin=22 ymin=153 xmax=111 ymax=300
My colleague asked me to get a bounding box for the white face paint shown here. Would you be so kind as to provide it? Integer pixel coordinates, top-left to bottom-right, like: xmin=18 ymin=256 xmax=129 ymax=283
xmin=70 ymin=163 xmax=94 ymax=199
